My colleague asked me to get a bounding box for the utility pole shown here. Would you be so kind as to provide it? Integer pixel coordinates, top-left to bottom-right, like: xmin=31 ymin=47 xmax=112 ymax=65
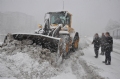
xmin=63 ymin=1 xmax=64 ymax=10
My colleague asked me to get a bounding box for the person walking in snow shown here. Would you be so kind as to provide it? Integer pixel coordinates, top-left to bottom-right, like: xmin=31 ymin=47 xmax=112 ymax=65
xmin=92 ymin=33 xmax=100 ymax=58
xmin=100 ymin=33 xmax=106 ymax=55
xmin=103 ymin=32 xmax=113 ymax=65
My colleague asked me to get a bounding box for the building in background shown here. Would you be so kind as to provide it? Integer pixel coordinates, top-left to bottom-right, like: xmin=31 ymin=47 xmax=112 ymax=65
xmin=106 ymin=20 xmax=120 ymax=39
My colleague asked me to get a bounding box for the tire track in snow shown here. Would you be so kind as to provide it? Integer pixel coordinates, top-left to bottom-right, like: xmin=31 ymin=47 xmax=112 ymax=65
xmin=70 ymin=53 xmax=87 ymax=79
xmin=77 ymin=37 xmax=105 ymax=79
xmin=78 ymin=56 xmax=105 ymax=79
xmin=68 ymin=49 xmax=105 ymax=79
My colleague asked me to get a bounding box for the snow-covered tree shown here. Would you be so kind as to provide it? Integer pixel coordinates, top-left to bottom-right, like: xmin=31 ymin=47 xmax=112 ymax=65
xmin=106 ymin=20 xmax=120 ymax=31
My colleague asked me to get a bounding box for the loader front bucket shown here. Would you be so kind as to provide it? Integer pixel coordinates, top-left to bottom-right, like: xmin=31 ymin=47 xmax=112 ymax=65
xmin=4 ymin=33 xmax=62 ymax=53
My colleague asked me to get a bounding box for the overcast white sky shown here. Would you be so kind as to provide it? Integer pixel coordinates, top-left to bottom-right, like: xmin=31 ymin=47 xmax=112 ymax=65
xmin=0 ymin=0 xmax=120 ymax=36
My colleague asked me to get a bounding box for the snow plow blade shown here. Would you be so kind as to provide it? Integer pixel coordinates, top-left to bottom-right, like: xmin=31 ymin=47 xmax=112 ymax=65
xmin=15 ymin=33 xmax=61 ymax=52
xmin=4 ymin=33 xmax=62 ymax=53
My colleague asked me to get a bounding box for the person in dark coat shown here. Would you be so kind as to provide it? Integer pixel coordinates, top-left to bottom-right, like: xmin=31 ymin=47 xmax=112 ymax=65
xmin=92 ymin=33 xmax=100 ymax=58
xmin=100 ymin=33 xmax=106 ymax=55
xmin=103 ymin=32 xmax=113 ymax=65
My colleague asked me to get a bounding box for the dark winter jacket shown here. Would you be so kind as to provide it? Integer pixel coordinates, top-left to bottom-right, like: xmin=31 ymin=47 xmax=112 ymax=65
xmin=92 ymin=37 xmax=100 ymax=50
xmin=100 ymin=35 xmax=106 ymax=45
xmin=105 ymin=36 xmax=113 ymax=52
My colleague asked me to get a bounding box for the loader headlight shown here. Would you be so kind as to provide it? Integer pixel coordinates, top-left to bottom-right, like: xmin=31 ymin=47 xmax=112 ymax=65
xmin=38 ymin=24 xmax=42 ymax=28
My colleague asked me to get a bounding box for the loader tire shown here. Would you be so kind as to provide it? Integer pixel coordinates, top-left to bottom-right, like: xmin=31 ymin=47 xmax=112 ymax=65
xmin=73 ymin=32 xmax=79 ymax=50
xmin=74 ymin=39 xmax=79 ymax=49
xmin=66 ymin=43 xmax=69 ymax=53
xmin=72 ymin=39 xmax=79 ymax=52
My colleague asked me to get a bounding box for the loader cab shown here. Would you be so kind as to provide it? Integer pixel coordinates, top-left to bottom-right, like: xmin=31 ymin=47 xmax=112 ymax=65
xmin=35 ymin=11 xmax=72 ymax=34
xmin=45 ymin=11 xmax=72 ymax=28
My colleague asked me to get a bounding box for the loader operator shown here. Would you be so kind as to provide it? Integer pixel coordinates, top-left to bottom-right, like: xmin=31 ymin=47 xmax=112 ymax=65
xmin=54 ymin=16 xmax=62 ymax=24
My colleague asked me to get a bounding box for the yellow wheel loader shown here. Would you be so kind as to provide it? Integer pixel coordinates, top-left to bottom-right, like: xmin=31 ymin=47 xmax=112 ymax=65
xmin=4 ymin=11 xmax=79 ymax=60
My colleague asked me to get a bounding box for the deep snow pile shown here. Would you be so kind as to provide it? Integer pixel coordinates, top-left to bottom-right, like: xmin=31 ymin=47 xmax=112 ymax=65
xmin=0 ymin=52 xmax=62 ymax=79
xmin=0 ymin=34 xmax=86 ymax=79
xmin=1 ymin=34 xmax=109 ymax=79
xmin=0 ymin=34 xmax=62 ymax=79
xmin=1 ymin=33 xmax=58 ymax=65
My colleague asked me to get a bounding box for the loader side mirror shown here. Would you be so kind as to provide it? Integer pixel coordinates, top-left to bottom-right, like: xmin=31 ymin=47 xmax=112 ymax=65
xmin=38 ymin=24 xmax=42 ymax=28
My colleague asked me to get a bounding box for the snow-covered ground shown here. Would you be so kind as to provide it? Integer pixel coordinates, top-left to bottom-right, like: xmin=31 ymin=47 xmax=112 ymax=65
xmin=80 ymin=37 xmax=120 ymax=79
xmin=0 ymin=35 xmax=120 ymax=79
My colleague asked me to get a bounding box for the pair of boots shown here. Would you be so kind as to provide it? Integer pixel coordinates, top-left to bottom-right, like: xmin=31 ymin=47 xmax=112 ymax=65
xmin=102 ymin=61 xmax=111 ymax=65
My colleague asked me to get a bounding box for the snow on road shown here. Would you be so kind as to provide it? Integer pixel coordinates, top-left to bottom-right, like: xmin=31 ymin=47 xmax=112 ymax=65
xmin=81 ymin=37 xmax=120 ymax=79
xmin=50 ymin=37 xmax=106 ymax=79
xmin=0 ymin=34 xmax=120 ymax=79
xmin=0 ymin=34 xmax=87 ymax=79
